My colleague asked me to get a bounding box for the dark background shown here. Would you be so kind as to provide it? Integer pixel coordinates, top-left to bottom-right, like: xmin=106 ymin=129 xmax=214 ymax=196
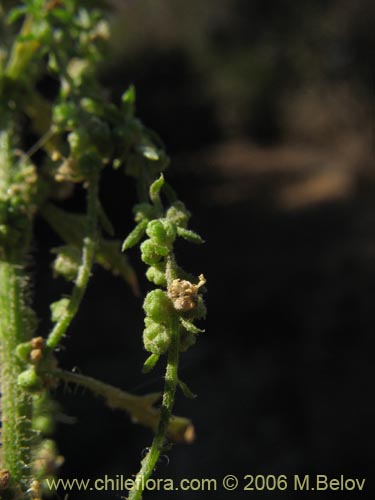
xmin=33 ymin=0 xmax=373 ymax=498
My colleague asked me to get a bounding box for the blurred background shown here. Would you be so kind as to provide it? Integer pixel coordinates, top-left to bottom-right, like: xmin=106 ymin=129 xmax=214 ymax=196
xmin=33 ymin=0 xmax=374 ymax=498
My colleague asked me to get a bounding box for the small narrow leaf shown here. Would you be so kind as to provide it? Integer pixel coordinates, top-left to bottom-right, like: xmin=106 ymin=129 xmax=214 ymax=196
xmin=149 ymin=174 xmax=164 ymax=204
xmin=137 ymin=144 xmax=160 ymax=161
xmin=142 ymin=353 xmax=160 ymax=374
xmin=178 ymin=379 xmax=197 ymax=399
xmin=121 ymin=219 xmax=148 ymax=251
xmin=7 ymin=6 xmax=28 ymax=23
xmin=177 ymin=227 xmax=204 ymax=244
xmin=122 ymin=84 xmax=136 ymax=105
xmin=180 ymin=317 xmax=205 ymax=334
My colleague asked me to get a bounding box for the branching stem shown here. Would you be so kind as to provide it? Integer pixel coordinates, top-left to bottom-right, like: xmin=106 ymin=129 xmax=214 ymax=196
xmin=46 ymin=174 xmax=99 ymax=350
xmin=54 ymin=368 xmax=193 ymax=444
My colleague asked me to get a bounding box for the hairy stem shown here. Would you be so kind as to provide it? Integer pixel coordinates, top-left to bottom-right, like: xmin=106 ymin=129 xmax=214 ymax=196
xmin=0 ymin=262 xmax=33 ymax=491
xmin=46 ymin=175 xmax=99 ymax=350
xmin=128 ymin=322 xmax=180 ymax=500
xmin=0 ymin=128 xmax=35 ymax=496
xmin=54 ymin=368 xmax=193 ymax=444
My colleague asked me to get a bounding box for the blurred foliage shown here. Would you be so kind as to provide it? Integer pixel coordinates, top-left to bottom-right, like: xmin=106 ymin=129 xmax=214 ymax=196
xmin=102 ymin=0 xmax=373 ymax=147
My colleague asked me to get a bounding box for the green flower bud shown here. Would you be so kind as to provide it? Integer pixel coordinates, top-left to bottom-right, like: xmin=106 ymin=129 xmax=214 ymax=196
xmin=18 ymin=368 xmax=43 ymax=393
xmin=166 ymin=201 xmax=191 ymax=228
xmin=33 ymin=415 xmax=55 ymax=435
xmin=143 ymin=318 xmax=171 ymax=355
xmin=16 ymin=341 xmax=32 ymax=363
xmin=52 ymin=245 xmax=81 ymax=281
xmin=146 ymin=219 xmax=176 ymax=247
xmin=50 ymin=298 xmax=69 ymax=323
xmin=143 ymin=289 xmax=173 ymax=323
xmin=140 ymin=239 xmax=168 ymax=266
xmin=146 ymin=263 xmax=167 ymax=287
xmin=68 ymin=128 xmax=91 ymax=156
xmin=52 ymin=102 xmax=78 ymax=129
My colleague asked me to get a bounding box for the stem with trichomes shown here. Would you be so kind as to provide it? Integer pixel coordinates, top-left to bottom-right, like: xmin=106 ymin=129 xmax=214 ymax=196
xmin=128 ymin=320 xmax=180 ymax=500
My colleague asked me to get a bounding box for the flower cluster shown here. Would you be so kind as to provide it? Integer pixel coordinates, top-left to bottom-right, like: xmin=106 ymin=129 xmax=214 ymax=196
xmin=123 ymin=175 xmax=206 ymax=372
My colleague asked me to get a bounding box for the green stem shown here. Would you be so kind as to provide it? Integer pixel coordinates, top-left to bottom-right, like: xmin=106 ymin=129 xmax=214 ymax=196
xmin=0 ymin=262 xmax=33 ymax=493
xmin=54 ymin=369 xmax=193 ymax=443
xmin=46 ymin=174 xmax=99 ymax=350
xmin=0 ymin=128 xmax=35 ymax=496
xmin=128 ymin=322 xmax=180 ymax=500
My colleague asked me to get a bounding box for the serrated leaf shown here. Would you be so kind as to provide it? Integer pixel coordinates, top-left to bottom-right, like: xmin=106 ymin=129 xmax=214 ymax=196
xmin=42 ymin=203 xmax=140 ymax=295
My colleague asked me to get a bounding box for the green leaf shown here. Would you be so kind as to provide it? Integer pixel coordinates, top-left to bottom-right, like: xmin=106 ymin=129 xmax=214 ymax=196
xmin=7 ymin=6 xmax=28 ymax=24
xmin=42 ymin=204 xmax=139 ymax=294
xmin=121 ymin=85 xmax=136 ymax=118
xmin=142 ymin=353 xmax=160 ymax=374
xmin=177 ymin=227 xmax=204 ymax=244
xmin=178 ymin=379 xmax=197 ymax=399
xmin=149 ymin=174 xmax=164 ymax=204
xmin=122 ymin=219 xmax=148 ymax=251
xmin=122 ymin=84 xmax=136 ymax=105
xmin=179 ymin=317 xmax=205 ymax=334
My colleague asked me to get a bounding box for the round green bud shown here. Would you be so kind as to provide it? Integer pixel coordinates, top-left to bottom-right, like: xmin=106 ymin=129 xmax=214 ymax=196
xmin=52 ymin=246 xmax=81 ymax=281
xmin=179 ymin=330 xmax=196 ymax=352
xmin=50 ymin=298 xmax=69 ymax=323
xmin=33 ymin=415 xmax=55 ymax=435
xmin=146 ymin=264 xmax=167 ymax=287
xmin=52 ymin=102 xmax=78 ymax=129
xmin=143 ymin=289 xmax=173 ymax=323
xmin=16 ymin=342 xmax=32 ymax=363
xmin=68 ymin=128 xmax=91 ymax=156
xmin=146 ymin=219 xmax=176 ymax=247
xmin=140 ymin=239 xmax=168 ymax=266
xmin=18 ymin=368 xmax=43 ymax=393
xmin=143 ymin=319 xmax=171 ymax=355
xmin=166 ymin=201 xmax=191 ymax=228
